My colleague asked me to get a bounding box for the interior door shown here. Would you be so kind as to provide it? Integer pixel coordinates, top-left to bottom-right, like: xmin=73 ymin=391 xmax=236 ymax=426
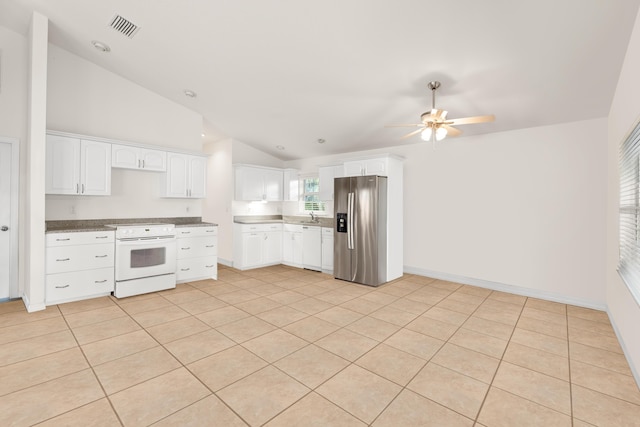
xmin=0 ymin=138 xmax=18 ymax=300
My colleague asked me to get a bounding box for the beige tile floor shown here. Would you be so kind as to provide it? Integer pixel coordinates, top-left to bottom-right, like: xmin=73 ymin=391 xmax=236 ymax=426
xmin=2 ymin=264 xmax=640 ymax=426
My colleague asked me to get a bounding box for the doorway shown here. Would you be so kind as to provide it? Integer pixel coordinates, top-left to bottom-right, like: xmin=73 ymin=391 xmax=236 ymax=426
xmin=0 ymin=137 xmax=19 ymax=301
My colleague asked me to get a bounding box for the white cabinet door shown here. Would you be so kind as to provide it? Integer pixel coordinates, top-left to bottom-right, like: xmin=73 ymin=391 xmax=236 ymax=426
xmin=263 ymin=230 xmax=282 ymax=264
xmin=282 ymin=231 xmax=294 ymax=264
xmin=111 ymin=144 xmax=139 ymax=169
xmin=263 ymin=169 xmax=283 ymax=201
xmin=292 ymin=232 xmax=303 ymax=267
xmin=302 ymin=226 xmax=321 ymax=271
xmin=283 ymin=169 xmax=299 ymax=201
xmin=343 ymin=161 xmax=364 ymax=177
xmin=80 ymin=140 xmax=111 ymax=195
xmin=46 ymin=135 xmax=80 ymax=195
xmin=321 ymin=228 xmax=334 ymax=271
xmin=188 ymin=155 xmax=207 ymax=198
xmin=242 ymin=232 xmax=263 ymax=267
xmin=139 ymin=148 xmax=166 ymax=171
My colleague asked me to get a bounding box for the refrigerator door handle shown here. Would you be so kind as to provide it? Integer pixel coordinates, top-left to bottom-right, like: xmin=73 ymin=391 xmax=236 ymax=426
xmin=348 ymin=192 xmax=355 ymax=249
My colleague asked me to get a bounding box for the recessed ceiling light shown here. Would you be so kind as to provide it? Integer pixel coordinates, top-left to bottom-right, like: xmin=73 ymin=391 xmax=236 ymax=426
xmin=184 ymin=90 xmax=197 ymax=98
xmin=276 ymin=145 xmax=285 ymax=150
xmin=91 ymin=40 xmax=111 ymax=52
xmin=317 ymin=138 xmax=326 ymax=144
xmin=201 ymin=133 xmax=205 ymax=137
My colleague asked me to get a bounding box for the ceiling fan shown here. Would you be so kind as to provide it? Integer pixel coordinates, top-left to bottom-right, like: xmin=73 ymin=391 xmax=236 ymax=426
xmin=387 ymin=81 xmax=495 ymax=142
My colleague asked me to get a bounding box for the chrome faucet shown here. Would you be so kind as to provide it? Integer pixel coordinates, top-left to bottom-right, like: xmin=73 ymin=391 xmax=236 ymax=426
xmin=310 ymin=211 xmax=316 ymax=222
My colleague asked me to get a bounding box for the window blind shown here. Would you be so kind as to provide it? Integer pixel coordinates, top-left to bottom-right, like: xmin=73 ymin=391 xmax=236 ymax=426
xmin=619 ymin=121 xmax=640 ymax=303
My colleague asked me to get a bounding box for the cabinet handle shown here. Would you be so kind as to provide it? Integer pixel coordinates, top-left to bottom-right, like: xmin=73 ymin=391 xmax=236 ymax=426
xmin=205 ymin=265 xmax=214 ymax=268
xmin=94 ymin=280 xmax=107 ymax=283
xmin=55 ymin=285 xmax=69 ymax=289
xmin=264 ymin=234 xmax=268 ymax=240
xmin=205 ymin=245 xmax=214 ymax=248
xmin=95 ymin=236 xmax=109 ymax=239
xmin=181 ymin=231 xmax=191 ymax=234
xmin=181 ymin=268 xmax=190 ymax=271
xmin=138 ymin=159 xmax=141 ymax=168
xmin=95 ymin=255 xmax=108 ymax=258
xmin=81 ymin=184 xmax=85 ymax=194
xmin=181 ymin=247 xmax=190 ymax=250
xmin=56 ymin=258 xmax=70 ymax=262
xmin=142 ymin=159 xmax=145 ymax=168
xmin=56 ymin=238 xmax=70 ymax=242
xmin=206 ymin=229 xmax=214 ymax=233
xmin=76 ymin=183 xmax=79 ymax=194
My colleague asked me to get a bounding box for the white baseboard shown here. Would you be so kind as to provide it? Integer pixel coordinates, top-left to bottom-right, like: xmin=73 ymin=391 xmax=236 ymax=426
xmin=403 ymin=266 xmax=607 ymax=311
xmin=607 ymin=312 xmax=640 ymax=388
xmin=22 ymin=293 xmax=46 ymax=312
xmin=218 ymin=258 xmax=233 ymax=267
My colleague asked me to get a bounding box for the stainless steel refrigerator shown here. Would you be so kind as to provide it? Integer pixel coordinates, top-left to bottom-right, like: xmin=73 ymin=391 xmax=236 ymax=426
xmin=334 ymin=175 xmax=387 ymax=286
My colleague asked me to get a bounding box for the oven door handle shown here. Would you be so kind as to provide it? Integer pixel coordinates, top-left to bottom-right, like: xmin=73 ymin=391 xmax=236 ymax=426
xmin=116 ymin=237 xmax=176 ymax=245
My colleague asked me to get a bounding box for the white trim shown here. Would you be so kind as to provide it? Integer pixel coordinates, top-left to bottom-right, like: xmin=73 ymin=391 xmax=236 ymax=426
xmin=0 ymin=137 xmax=20 ymax=299
xmin=403 ymin=265 xmax=607 ymax=311
xmin=21 ymin=293 xmax=46 ymax=313
xmin=218 ymin=257 xmax=233 ymax=267
xmin=46 ymin=130 xmax=208 ymax=158
xmin=607 ymin=310 xmax=640 ymax=388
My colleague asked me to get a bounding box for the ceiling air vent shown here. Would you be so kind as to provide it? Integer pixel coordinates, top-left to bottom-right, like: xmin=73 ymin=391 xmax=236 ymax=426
xmin=108 ymin=15 xmax=140 ymax=38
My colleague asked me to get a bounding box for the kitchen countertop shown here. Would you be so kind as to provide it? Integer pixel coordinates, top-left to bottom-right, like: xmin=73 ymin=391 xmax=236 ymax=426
xmin=45 ymin=217 xmax=218 ymax=233
xmin=234 ymin=215 xmax=333 ymax=228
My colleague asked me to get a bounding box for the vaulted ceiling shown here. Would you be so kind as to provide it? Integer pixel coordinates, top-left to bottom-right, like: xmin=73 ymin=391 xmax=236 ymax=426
xmin=2 ymin=0 xmax=639 ymax=159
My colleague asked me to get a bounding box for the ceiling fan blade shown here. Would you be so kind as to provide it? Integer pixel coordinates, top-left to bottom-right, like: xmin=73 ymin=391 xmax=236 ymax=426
xmin=448 ymin=114 xmax=495 ymax=126
xmin=431 ymin=109 xmax=447 ymax=119
xmin=385 ymin=124 xmax=423 ymax=128
xmin=401 ymin=127 xmax=425 ymax=140
xmin=442 ymin=124 xmax=462 ymax=137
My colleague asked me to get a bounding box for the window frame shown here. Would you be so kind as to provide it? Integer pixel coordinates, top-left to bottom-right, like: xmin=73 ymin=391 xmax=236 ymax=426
xmin=299 ymin=175 xmax=326 ymax=214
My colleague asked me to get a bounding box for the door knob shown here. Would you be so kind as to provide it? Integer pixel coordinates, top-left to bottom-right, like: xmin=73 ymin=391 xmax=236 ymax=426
xmin=1 ymin=226 xmax=8 ymax=231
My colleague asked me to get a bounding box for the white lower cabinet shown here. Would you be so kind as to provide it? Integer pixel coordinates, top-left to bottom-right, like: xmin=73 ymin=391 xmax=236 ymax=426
xmin=283 ymin=224 xmax=303 ymax=268
xmin=233 ymin=223 xmax=283 ymax=270
xmin=302 ymin=226 xmax=321 ymax=271
xmin=176 ymin=226 xmax=218 ymax=283
xmin=45 ymin=231 xmax=115 ymax=305
xmin=321 ymin=227 xmax=334 ymax=272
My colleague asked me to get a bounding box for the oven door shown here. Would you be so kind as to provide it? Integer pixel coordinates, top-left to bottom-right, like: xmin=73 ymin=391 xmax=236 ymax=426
xmin=115 ymin=237 xmax=177 ymax=281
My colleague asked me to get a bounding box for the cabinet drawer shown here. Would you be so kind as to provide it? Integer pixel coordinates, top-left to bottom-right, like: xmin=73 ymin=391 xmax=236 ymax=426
xmin=237 ymin=223 xmax=282 ymax=233
xmin=46 ymin=268 xmax=114 ymax=304
xmin=322 ymin=227 xmax=334 ymax=236
xmin=46 ymin=231 xmax=114 ymax=247
xmin=177 ymin=226 xmax=218 ymax=238
xmin=177 ymin=256 xmax=217 ymax=281
xmin=46 ymin=243 xmax=114 ymax=274
xmin=177 ymin=236 xmax=217 ymax=259
xmin=284 ymin=224 xmax=303 ymax=232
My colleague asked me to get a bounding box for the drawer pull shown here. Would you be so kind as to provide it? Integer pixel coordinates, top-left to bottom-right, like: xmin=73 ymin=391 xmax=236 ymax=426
xmin=205 ymin=245 xmax=214 ymax=248
xmin=56 ymin=238 xmax=71 ymax=241
xmin=181 ymin=231 xmax=191 ymax=234
xmin=95 ymin=255 xmax=108 ymax=258
xmin=56 ymin=258 xmax=70 ymax=262
xmin=205 ymin=265 xmax=214 ymax=268
xmin=94 ymin=279 xmax=107 ymax=284
xmin=206 ymin=230 xmax=214 ymax=232
xmin=55 ymin=285 xmax=69 ymax=289
xmin=181 ymin=247 xmax=190 ymax=250
xmin=180 ymin=268 xmax=190 ymax=271
xmin=95 ymin=236 xmax=109 ymax=239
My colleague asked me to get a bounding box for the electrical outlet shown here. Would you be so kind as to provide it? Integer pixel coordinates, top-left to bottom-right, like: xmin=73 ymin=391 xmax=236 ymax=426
xmin=186 ymin=206 xmax=190 ymax=212
xmin=70 ymin=205 xmax=76 ymax=214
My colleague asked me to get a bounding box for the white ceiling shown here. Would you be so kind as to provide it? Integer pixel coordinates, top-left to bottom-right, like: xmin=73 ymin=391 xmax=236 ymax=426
xmin=2 ymin=0 xmax=639 ymax=160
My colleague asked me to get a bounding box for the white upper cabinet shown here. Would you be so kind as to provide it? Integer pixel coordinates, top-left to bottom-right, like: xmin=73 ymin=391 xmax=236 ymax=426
xmin=46 ymin=134 xmax=111 ymax=196
xmin=163 ymin=153 xmax=207 ymax=198
xmin=344 ymin=157 xmax=389 ymax=177
xmin=112 ymin=144 xmax=166 ymax=171
xmin=234 ymin=165 xmax=283 ymax=201
xmin=318 ymin=165 xmax=344 ymax=201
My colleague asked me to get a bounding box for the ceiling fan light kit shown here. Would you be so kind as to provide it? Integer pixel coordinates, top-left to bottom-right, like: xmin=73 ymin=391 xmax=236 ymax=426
xmin=387 ymin=80 xmax=495 ymax=144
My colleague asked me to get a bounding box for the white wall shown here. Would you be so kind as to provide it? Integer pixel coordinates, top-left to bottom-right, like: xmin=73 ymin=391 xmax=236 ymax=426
xmin=286 ymin=118 xmax=608 ymax=307
xmin=607 ymin=6 xmax=640 ymax=383
xmin=45 ymin=44 xmax=204 ymax=220
xmin=0 ymin=25 xmax=28 ymax=296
